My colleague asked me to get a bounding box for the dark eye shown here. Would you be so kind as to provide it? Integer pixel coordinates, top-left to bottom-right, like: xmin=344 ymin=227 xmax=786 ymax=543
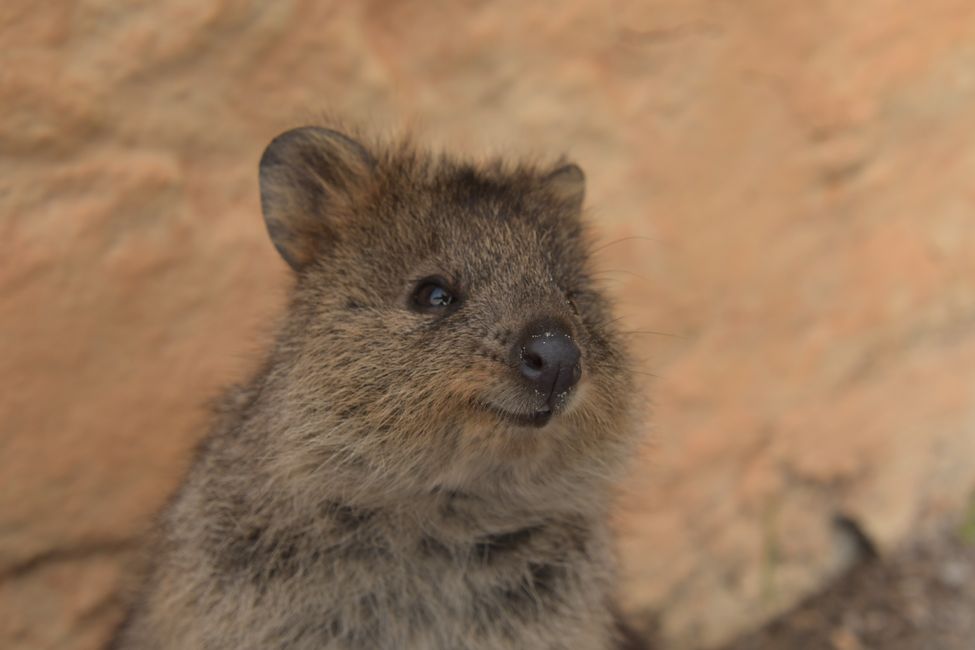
xmin=411 ymin=277 xmax=459 ymax=313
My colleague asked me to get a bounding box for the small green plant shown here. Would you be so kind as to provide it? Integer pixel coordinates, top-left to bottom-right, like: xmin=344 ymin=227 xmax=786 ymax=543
xmin=959 ymin=490 xmax=975 ymax=546
xmin=760 ymin=501 xmax=781 ymax=605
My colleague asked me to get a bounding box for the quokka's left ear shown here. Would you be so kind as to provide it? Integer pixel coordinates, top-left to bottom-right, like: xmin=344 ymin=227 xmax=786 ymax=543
xmin=544 ymin=163 xmax=586 ymax=212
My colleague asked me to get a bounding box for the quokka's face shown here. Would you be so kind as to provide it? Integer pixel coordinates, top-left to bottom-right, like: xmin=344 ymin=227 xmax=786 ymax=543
xmin=260 ymin=128 xmax=633 ymax=474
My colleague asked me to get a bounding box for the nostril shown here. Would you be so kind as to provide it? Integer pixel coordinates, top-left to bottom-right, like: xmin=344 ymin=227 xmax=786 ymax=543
xmin=522 ymin=348 xmax=544 ymax=372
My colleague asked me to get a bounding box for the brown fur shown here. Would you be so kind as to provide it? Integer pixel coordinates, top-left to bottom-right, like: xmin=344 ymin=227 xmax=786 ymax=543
xmin=110 ymin=127 xmax=642 ymax=649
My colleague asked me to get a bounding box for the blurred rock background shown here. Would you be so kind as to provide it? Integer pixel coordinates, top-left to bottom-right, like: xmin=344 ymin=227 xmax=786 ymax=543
xmin=2 ymin=1 xmax=975 ymax=648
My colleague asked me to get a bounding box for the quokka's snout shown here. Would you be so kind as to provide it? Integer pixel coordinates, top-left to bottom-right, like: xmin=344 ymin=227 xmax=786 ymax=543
xmin=484 ymin=317 xmax=583 ymax=428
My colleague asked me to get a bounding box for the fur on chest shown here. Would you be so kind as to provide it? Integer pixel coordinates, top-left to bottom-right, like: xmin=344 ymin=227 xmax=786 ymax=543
xmin=198 ymin=496 xmax=617 ymax=648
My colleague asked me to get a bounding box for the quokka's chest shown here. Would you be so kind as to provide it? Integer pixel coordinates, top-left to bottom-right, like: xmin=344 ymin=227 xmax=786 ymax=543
xmin=211 ymin=516 xmax=613 ymax=646
xmin=199 ymin=492 xmax=618 ymax=647
xmin=295 ymin=526 xmax=616 ymax=649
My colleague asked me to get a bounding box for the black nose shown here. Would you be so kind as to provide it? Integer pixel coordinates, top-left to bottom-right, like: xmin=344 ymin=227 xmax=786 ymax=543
xmin=513 ymin=320 xmax=582 ymax=408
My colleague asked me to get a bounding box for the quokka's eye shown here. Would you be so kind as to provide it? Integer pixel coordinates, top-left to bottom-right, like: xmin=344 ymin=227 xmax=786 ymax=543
xmin=411 ymin=277 xmax=459 ymax=313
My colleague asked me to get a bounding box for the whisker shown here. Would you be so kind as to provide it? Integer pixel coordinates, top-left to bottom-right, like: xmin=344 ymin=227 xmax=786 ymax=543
xmin=591 ymin=269 xmax=650 ymax=282
xmin=597 ymin=315 xmax=684 ymax=340
xmin=630 ymin=370 xmax=662 ymax=379
xmin=590 ymin=235 xmax=662 ymax=255
xmin=596 ymin=314 xmax=644 ymax=330
xmin=620 ymin=329 xmax=684 ymax=339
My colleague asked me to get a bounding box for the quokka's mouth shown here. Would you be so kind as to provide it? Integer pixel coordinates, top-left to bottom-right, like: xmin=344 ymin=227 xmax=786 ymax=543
xmin=480 ymin=402 xmax=553 ymax=429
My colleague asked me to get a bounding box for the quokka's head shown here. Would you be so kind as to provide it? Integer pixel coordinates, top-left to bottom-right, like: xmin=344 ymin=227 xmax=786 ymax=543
xmin=259 ymin=127 xmax=635 ymax=497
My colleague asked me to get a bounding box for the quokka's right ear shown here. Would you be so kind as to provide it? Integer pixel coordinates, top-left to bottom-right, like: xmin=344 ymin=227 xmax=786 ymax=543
xmin=259 ymin=127 xmax=376 ymax=270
